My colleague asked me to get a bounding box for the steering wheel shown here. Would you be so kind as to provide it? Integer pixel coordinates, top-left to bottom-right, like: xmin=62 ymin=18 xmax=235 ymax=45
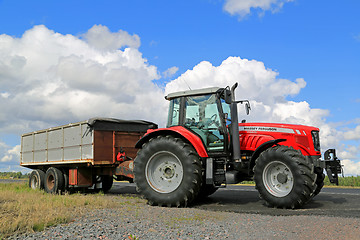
xmin=210 ymin=114 xmax=220 ymax=128
xmin=210 ymin=114 xmax=217 ymax=122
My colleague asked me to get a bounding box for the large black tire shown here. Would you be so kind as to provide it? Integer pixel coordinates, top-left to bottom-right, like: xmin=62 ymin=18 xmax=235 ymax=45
xmin=29 ymin=169 xmax=45 ymax=190
xmin=253 ymin=146 xmax=316 ymax=209
xmin=197 ymin=184 xmax=219 ymax=199
xmin=313 ymin=167 xmax=325 ymax=196
xmin=102 ymin=175 xmax=114 ymax=193
xmin=134 ymin=135 xmax=202 ymax=207
xmin=44 ymin=167 xmax=65 ymax=194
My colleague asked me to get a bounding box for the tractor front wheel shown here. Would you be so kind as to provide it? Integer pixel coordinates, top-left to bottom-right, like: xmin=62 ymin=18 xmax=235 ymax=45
xmin=134 ymin=135 xmax=202 ymax=207
xmin=254 ymin=146 xmax=316 ymax=209
xmin=313 ymin=167 xmax=325 ymax=196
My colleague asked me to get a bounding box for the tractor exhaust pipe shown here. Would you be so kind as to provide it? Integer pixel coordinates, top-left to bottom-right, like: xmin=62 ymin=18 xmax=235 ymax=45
xmin=230 ymin=83 xmax=241 ymax=162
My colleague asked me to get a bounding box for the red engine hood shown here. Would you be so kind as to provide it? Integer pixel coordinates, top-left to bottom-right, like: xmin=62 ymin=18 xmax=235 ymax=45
xmin=239 ymin=122 xmax=319 ymax=134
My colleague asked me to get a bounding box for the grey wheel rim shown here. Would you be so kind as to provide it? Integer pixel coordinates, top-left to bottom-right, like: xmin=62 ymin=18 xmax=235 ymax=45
xmin=145 ymin=151 xmax=183 ymax=193
xmin=30 ymin=175 xmax=39 ymax=189
xmin=263 ymin=161 xmax=294 ymax=197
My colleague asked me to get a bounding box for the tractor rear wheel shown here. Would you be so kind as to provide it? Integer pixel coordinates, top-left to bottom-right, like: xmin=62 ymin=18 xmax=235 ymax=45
xmin=253 ymin=146 xmax=316 ymax=209
xmin=134 ymin=135 xmax=202 ymax=207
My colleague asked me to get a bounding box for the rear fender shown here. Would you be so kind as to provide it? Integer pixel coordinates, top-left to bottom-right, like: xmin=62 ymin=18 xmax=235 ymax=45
xmin=135 ymin=127 xmax=208 ymax=158
xmin=250 ymin=139 xmax=286 ymax=170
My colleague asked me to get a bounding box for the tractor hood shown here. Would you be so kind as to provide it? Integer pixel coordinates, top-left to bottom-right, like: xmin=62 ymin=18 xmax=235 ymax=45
xmin=239 ymin=122 xmax=319 ymax=135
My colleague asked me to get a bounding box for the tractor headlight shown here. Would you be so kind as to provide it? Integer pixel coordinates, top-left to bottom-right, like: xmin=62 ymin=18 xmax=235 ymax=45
xmin=311 ymin=130 xmax=321 ymax=152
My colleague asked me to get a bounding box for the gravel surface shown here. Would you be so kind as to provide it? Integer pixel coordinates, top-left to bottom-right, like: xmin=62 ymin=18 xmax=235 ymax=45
xmin=9 ymin=196 xmax=360 ymax=240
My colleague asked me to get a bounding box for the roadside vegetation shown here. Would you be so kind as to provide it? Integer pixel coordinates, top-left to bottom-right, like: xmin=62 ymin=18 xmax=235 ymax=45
xmin=0 ymin=172 xmax=29 ymax=179
xmin=323 ymin=176 xmax=360 ymax=187
xmin=0 ymin=182 xmax=143 ymax=239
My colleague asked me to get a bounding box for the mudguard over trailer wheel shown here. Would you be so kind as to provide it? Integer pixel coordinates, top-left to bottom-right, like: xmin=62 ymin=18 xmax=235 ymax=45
xmin=44 ymin=167 xmax=65 ymax=194
xmin=134 ymin=135 xmax=202 ymax=207
xmin=29 ymin=169 xmax=45 ymax=190
xmin=253 ymin=146 xmax=316 ymax=209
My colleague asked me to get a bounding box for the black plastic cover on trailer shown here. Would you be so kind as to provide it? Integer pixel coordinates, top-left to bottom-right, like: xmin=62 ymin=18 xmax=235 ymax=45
xmin=87 ymin=117 xmax=158 ymax=132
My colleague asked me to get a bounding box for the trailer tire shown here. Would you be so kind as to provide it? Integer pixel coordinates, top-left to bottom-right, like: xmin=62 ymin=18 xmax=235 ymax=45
xmin=44 ymin=167 xmax=65 ymax=194
xmin=134 ymin=135 xmax=202 ymax=207
xmin=102 ymin=175 xmax=113 ymax=193
xmin=29 ymin=169 xmax=45 ymax=190
xmin=254 ymin=146 xmax=316 ymax=209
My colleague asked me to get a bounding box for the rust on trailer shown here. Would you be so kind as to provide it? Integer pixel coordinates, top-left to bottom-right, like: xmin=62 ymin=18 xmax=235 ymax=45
xmin=113 ymin=132 xmax=143 ymax=160
xmin=113 ymin=131 xmax=116 ymax=164
xmin=115 ymin=160 xmax=134 ymax=179
xmin=94 ymin=131 xmax=113 ymax=164
xmin=69 ymin=168 xmax=93 ymax=187
xmin=93 ymin=131 xmax=143 ymax=165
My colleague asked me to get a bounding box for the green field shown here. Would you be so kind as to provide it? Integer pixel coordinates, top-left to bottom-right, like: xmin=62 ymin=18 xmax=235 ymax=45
xmin=0 ymin=172 xmax=29 ymax=179
xmin=323 ymin=176 xmax=360 ymax=187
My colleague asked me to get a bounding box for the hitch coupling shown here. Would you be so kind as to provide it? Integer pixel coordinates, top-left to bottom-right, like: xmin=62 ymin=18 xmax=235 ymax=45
xmin=323 ymin=149 xmax=343 ymax=185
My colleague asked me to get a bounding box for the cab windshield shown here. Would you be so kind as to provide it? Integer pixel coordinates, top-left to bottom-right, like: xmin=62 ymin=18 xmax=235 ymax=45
xmin=184 ymin=94 xmax=224 ymax=151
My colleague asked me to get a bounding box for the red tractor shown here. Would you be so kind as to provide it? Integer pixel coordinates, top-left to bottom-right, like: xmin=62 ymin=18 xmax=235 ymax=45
xmin=134 ymin=83 xmax=342 ymax=209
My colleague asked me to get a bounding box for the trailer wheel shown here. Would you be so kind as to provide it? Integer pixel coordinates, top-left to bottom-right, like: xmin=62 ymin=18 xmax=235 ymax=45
xmin=134 ymin=135 xmax=202 ymax=207
xmin=29 ymin=169 xmax=45 ymax=190
xmin=254 ymin=146 xmax=316 ymax=209
xmin=102 ymin=175 xmax=113 ymax=193
xmin=44 ymin=167 xmax=65 ymax=194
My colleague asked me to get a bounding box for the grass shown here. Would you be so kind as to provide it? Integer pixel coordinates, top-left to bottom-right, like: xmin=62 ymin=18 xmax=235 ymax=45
xmin=0 ymin=182 xmax=143 ymax=239
xmin=323 ymin=176 xmax=360 ymax=187
xmin=1 ymin=175 xmax=359 ymax=238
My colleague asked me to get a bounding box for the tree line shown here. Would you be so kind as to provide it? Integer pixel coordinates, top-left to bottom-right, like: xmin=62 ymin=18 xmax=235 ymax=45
xmin=0 ymin=172 xmax=30 ymax=179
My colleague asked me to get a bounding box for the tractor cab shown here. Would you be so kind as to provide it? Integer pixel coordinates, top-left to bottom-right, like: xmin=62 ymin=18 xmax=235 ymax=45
xmin=165 ymin=87 xmax=231 ymax=154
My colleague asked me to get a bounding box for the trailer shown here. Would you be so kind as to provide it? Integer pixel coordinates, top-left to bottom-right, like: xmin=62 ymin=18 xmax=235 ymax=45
xmin=21 ymin=118 xmax=157 ymax=193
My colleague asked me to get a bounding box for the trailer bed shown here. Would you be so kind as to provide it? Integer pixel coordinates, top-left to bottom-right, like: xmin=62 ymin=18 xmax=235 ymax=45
xmin=21 ymin=118 xmax=157 ymax=168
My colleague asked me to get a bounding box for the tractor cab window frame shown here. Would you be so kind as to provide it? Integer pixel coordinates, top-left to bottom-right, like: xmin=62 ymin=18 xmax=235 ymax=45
xmin=183 ymin=93 xmax=227 ymax=153
xmin=167 ymin=97 xmax=182 ymax=127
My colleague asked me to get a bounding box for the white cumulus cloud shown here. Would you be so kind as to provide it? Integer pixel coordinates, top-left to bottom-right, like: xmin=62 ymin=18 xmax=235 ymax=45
xmin=1 ymin=144 xmax=20 ymax=163
xmin=0 ymin=25 xmax=167 ymax=137
xmin=165 ymin=56 xmax=360 ymax=175
xmin=342 ymin=159 xmax=360 ymax=176
xmin=0 ymin=25 xmax=359 ymax=175
xmin=82 ymin=24 xmax=140 ymax=51
xmin=224 ymin=0 xmax=294 ymax=19
xmin=163 ymin=66 xmax=179 ymax=78
xmin=343 ymin=125 xmax=360 ymax=141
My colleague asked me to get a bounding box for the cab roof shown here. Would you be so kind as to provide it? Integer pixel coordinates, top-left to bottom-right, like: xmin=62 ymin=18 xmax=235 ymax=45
xmin=165 ymin=87 xmax=222 ymax=100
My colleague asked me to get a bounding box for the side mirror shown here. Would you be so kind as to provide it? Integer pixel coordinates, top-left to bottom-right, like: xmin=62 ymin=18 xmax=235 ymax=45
xmin=245 ymin=102 xmax=251 ymax=115
xmin=224 ymin=89 xmax=232 ymax=104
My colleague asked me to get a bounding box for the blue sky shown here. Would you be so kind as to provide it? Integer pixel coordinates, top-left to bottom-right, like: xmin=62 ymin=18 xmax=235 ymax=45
xmin=0 ymin=0 xmax=359 ymax=174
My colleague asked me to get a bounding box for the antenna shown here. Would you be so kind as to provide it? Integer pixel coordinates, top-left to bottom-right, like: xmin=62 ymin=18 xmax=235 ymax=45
xmin=183 ymin=78 xmax=192 ymax=90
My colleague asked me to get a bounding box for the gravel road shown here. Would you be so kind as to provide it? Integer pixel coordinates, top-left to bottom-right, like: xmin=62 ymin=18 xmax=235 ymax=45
xmin=10 ymin=195 xmax=360 ymax=240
